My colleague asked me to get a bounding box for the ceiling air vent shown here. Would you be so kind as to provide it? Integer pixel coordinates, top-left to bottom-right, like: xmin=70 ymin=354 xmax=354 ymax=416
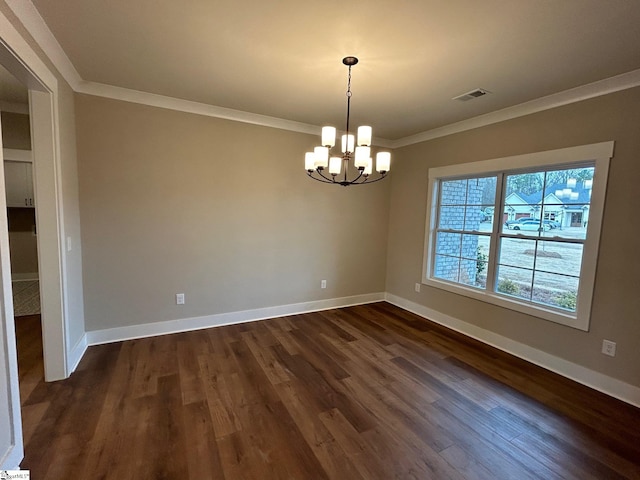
xmin=452 ymin=88 xmax=491 ymax=102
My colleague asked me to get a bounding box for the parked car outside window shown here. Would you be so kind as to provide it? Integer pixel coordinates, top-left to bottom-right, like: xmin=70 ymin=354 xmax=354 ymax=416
xmin=504 ymin=217 xmax=533 ymax=227
xmin=507 ymin=219 xmax=551 ymax=231
xmin=543 ymin=219 xmax=561 ymax=229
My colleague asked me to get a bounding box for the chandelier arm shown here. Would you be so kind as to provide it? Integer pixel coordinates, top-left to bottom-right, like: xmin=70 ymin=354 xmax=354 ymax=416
xmin=358 ymin=173 xmax=388 ymax=184
xmin=307 ymin=172 xmax=337 ymax=184
xmin=315 ymin=168 xmax=339 ymax=183
xmin=350 ymin=169 xmax=365 ymax=184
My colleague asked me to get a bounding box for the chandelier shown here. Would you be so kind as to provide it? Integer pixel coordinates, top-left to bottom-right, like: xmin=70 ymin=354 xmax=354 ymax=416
xmin=304 ymin=56 xmax=390 ymax=186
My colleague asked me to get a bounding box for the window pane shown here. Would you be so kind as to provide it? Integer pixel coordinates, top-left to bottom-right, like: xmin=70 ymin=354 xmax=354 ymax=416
xmin=476 ymin=235 xmax=490 ymax=289
xmin=535 ymin=241 xmax=583 ymax=276
xmin=435 ymin=232 xmax=461 ymax=255
xmin=441 ymin=179 xmax=467 ymax=205
xmin=532 ymin=272 xmax=579 ymax=312
xmin=541 ymin=203 xmax=563 ymax=232
xmin=496 ymin=265 xmax=532 ymax=301
xmin=434 ymin=255 xmax=459 ymax=282
xmin=502 ymin=216 xmax=551 ymax=236
xmin=434 ymin=233 xmax=490 ymax=290
xmin=556 ymin=205 xmax=589 ymax=240
xmin=466 ymin=177 xmax=496 ymax=205
xmin=503 ymin=171 xmax=543 ymax=235
xmin=542 ymin=167 xmax=594 ymax=240
xmin=476 ymin=235 xmax=491 ymax=253
xmin=498 ymin=237 xmax=536 ymax=269
xmin=464 ymin=207 xmax=484 ymax=231
xmin=439 ymin=205 xmax=465 ymax=230
xmin=460 ymin=234 xmax=479 ymax=259
xmin=505 ymin=172 xmax=544 ymax=202
xmin=479 ymin=205 xmax=495 ymax=232
xmin=454 ymin=234 xmax=490 ymax=288
xmin=460 ymin=259 xmax=485 ymax=288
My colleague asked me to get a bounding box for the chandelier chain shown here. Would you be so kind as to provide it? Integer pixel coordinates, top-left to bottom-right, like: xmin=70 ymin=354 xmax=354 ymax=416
xmin=345 ymin=65 xmax=352 ymax=142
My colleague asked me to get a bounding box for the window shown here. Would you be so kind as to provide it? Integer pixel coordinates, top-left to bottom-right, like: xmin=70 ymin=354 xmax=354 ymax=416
xmin=423 ymin=142 xmax=613 ymax=330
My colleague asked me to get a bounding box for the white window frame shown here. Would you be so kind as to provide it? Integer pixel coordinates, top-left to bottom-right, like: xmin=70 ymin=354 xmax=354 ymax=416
xmin=422 ymin=142 xmax=614 ymax=331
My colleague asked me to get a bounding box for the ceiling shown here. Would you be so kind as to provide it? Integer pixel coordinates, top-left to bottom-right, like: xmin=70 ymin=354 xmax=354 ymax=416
xmin=13 ymin=1 xmax=640 ymax=140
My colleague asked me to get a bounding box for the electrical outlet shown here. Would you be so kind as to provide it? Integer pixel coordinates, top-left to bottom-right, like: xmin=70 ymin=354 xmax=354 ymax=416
xmin=176 ymin=293 xmax=185 ymax=305
xmin=415 ymin=283 xmax=421 ymax=293
xmin=601 ymin=339 xmax=616 ymax=357
xmin=321 ymin=280 xmax=327 ymax=289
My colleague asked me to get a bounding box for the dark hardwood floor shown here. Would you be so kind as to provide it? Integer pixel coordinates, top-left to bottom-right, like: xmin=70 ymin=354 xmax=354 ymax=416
xmin=16 ymin=303 xmax=640 ymax=479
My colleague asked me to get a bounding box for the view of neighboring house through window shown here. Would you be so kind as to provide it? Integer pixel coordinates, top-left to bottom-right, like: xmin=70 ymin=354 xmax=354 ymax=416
xmin=497 ymin=166 xmax=593 ymax=311
xmin=423 ymin=142 xmax=613 ymax=330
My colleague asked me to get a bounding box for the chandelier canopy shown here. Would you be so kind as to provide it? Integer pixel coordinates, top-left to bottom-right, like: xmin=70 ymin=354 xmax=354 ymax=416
xmin=305 ymin=57 xmax=390 ymax=186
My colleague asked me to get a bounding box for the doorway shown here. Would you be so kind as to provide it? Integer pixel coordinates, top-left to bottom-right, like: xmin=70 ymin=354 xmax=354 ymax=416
xmin=570 ymin=212 xmax=583 ymax=227
xmin=0 ymin=15 xmax=71 ymax=468
xmin=1 ymin=64 xmax=45 ymax=423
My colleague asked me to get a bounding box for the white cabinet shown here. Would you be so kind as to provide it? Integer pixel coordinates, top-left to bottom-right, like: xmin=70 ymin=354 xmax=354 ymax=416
xmin=4 ymin=161 xmax=35 ymax=208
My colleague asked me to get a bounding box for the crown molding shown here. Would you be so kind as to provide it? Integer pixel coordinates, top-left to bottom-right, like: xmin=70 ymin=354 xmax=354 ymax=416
xmin=77 ymin=80 xmax=398 ymax=145
xmin=391 ymin=68 xmax=640 ymax=148
xmin=8 ymin=1 xmax=640 ymax=148
xmin=76 ymin=80 xmax=321 ymax=136
xmin=5 ymin=0 xmax=82 ymax=90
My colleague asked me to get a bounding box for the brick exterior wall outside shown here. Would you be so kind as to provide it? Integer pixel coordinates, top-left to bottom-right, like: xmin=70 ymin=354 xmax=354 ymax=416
xmin=435 ymin=179 xmax=484 ymax=285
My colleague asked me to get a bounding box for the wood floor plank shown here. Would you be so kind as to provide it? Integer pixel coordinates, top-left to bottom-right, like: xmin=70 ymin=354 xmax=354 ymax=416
xmin=510 ymin=431 xmax=625 ymax=480
xmin=318 ymin=407 xmax=390 ymax=480
xmin=197 ymin=353 xmax=242 ymax=438
xmin=176 ymin=337 xmax=207 ymax=405
xmin=273 ymin=379 xmax=365 ymax=480
xmin=16 ymin=305 xmax=640 ymax=479
xmin=180 ymin=400 xmax=227 ymax=480
xmin=340 ymin=374 xmax=456 ymax=454
xmin=241 ymin=330 xmax=290 ymax=385
xmin=19 ymin=401 xmax=48 ymax=445
xmin=490 ymin=405 xmax=640 ymax=479
xmin=139 ymin=374 xmax=190 ymax=479
xmin=271 ymin=343 xmax=375 ymax=433
xmin=439 ymin=443 xmax=499 ymax=480
xmin=263 ymin=320 xmax=300 ymax=355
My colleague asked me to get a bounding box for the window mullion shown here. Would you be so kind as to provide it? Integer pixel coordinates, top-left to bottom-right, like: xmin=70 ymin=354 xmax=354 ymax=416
xmin=485 ymin=173 xmax=504 ymax=293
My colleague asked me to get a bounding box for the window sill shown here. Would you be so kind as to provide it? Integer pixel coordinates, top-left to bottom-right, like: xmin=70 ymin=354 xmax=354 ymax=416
xmin=422 ymin=277 xmax=588 ymax=331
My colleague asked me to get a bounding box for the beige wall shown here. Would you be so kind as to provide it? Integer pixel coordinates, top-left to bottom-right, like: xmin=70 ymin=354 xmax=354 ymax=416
xmin=7 ymin=208 xmax=38 ymax=277
xmin=75 ymin=94 xmax=390 ymax=331
xmin=386 ymin=86 xmax=640 ymax=387
xmin=0 ymin=112 xmax=30 ymax=149
xmin=56 ymin=80 xmax=85 ymax=350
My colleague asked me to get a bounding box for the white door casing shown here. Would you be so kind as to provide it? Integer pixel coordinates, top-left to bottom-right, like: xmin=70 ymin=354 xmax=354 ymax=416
xmin=0 ymin=114 xmax=23 ymax=471
xmin=0 ymin=8 xmax=70 ymax=469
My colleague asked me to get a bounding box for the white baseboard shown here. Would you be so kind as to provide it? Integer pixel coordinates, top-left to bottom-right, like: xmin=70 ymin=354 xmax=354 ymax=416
xmin=67 ymin=333 xmax=88 ymax=374
xmin=11 ymin=273 xmax=38 ymax=282
xmin=385 ymin=293 xmax=640 ymax=408
xmin=86 ymin=292 xmax=385 ymax=346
